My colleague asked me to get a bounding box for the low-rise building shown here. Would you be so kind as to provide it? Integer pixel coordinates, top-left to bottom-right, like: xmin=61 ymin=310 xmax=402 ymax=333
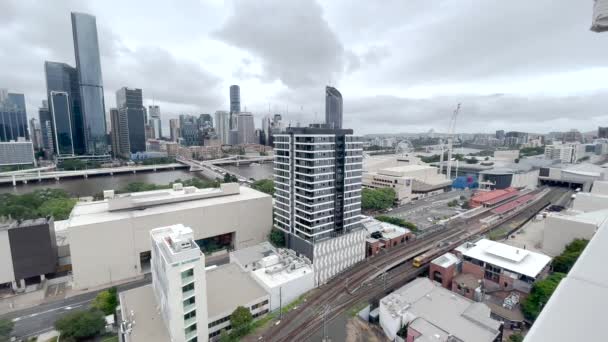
xmin=538 ymin=163 xmax=606 ymax=191
xmin=379 ymin=277 xmax=502 ymax=341
xmin=363 ymin=164 xmax=451 ymax=204
xmin=469 ymin=188 xmax=519 ymax=208
xmin=66 ymin=183 xmax=272 ymax=290
xmin=0 ymin=141 xmax=36 ymax=166
xmin=361 ymin=216 xmax=414 ymax=257
xmin=544 ymin=142 xmax=586 ymax=163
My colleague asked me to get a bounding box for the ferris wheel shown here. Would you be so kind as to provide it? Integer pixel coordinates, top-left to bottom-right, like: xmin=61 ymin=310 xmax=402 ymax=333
xmin=395 ymin=140 xmax=414 ymax=155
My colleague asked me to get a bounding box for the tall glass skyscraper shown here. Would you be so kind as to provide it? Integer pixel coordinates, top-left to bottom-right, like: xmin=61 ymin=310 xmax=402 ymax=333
xmin=229 ymin=85 xmax=241 ymax=113
xmin=116 ymin=87 xmax=146 ymax=153
xmin=0 ymin=90 xmax=29 ymax=142
xmin=44 ymin=61 xmax=84 ymax=155
xmin=325 ymin=86 xmax=343 ymax=129
xmin=71 ymin=12 xmax=108 ymax=155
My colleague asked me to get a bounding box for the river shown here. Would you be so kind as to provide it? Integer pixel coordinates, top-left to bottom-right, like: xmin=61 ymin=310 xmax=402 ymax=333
xmin=0 ymin=163 xmax=274 ymax=197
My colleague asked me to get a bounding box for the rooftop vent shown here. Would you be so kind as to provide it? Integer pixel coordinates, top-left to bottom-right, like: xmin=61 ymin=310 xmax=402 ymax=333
xmin=173 ymin=183 xmax=183 ymax=191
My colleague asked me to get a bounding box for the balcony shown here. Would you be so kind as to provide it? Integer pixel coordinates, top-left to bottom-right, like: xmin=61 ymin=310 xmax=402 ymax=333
xmin=184 ymin=316 xmax=197 ymax=328
xmin=185 ymin=329 xmax=197 ymax=341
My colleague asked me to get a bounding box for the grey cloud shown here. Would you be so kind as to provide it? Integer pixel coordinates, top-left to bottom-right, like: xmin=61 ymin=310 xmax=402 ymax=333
xmin=213 ymin=0 xmax=348 ymax=89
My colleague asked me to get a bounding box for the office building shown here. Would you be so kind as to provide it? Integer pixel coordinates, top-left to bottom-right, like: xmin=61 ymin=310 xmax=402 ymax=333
xmin=599 ymin=127 xmax=608 ymax=139
xmin=44 ymin=61 xmax=84 ymax=155
xmin=170 ymin=118 xmax=180 ymax=142
xmin=116 ymin=87 xmax=146 ymax=153
xmin=0 ymin=218 xmax=57 ymax=292
xmin=379 ymin=278 xmax=502 ymax=341
xmin=325 ymin=86 xmax=343 ymax=129
xmin=65 ymin=183 xmax=272 ymax=290
xmin=0 ymin=90 xmax=29 ymax=142
xmin=71 ymin=12 xmax=108 ymax=155
xmin=236 ymin=112 xmax=255 ymax=145
xmin=544 ymin=142 xmax=585 ymax=163
xmin=110 ymin=108 xmax=130 ymax=158
xmin=0 ymin=141 xmax=35 ymax=166
xmin=495 ymin=130 xmax=505 ymax=140
xmin=504 ymin=131 xmax=528 ymax=146
xmin=38 ymin=101 xmax=54 ymax=155
xmin=148 ymin=105 xmax=160 ymax=120
xmin=148 ymin=105 xmax=162 ymax=138
xmin=179 ymin=115 xmax=200 ymax=146
xmin=29 ymin=118 xmax=42 ymax=151
xmin=214 ymin=111 xmax=230 ymax=145
xmin=229 ymin=85 xmax=240 ymax=115
xmin=273 ymin=126 xmax=366 ymax=285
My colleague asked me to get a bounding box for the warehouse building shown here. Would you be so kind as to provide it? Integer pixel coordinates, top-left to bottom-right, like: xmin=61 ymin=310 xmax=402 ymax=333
xmin=67 ymin=183 xmax=272 ymax=290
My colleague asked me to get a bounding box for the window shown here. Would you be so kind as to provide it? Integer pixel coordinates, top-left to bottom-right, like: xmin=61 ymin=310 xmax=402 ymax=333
xmin=182 ymin=282 xmax=195 ymax=293
xmin=185 ymin=323 xmax=197 ymax=334
xmin=181 ymin=268 xmax=194 ymax=279
xmin=184 ymin=310 xmax=196 ymax=321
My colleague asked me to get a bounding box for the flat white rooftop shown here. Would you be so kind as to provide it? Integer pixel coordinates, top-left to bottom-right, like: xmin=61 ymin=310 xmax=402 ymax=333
xmin=431 ymin=252 xmax=460 ymax=268
xmin=252 ymin=258 xmax=313 ymax=288
xmin=119 ymin=285 xmax=169 ymax=342
xmin=66 ymin=185 xmax=269 ymax=227
xmin=456 ymin=239 xmax=551 ymax=279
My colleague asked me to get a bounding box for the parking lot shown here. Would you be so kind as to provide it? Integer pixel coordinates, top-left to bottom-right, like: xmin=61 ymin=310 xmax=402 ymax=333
xmin=386 ymin=190 xmax=472 ymax=230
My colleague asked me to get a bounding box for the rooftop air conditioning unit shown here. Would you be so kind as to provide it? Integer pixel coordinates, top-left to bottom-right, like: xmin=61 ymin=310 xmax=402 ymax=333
xmin=103 ymin=190 xmax=115 ymax=199
xmin=173 ymin=183 xmax=183 ymax=191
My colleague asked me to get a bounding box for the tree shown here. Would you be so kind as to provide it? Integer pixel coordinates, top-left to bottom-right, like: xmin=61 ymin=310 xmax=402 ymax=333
xmin=509 ymin=333 xmax=524 ymax=342
xmin=229 ymin=306 xmax=253 ymax=335
xmin=375 ymin=215 xmax=417 ymax=231
xmin=0 ymin=189 xmax=77 ymax=221
xmin=552 ymin=239 xmax=588 ymax=273
xmin=521 ymin=272 xmax=566 ymax=321
xmin=223 ymin=173 xmax=239 ymax=183
xmin=362 ymin=188 xmax=396 ymax=211
xmin=0 ymin=319 xmax=14 ymax=341
xmin=92 ymin=287 xmax=118 ymax=315
xmin=54 ymin=309 xmax=106 ymax=340
xmin=461 ymin=201 xmax=471 ymax=210
xmin=269 ymin=228 xmax=285 ymax=247
xmin=465 ymin=157 xmax=479 ymax=164
xmin=251 ymin=179 xmax=274 ymax=195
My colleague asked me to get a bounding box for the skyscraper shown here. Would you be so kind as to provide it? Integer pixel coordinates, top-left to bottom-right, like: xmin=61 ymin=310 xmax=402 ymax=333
xmin=599 ymin=127 xmax=608 ymax=139
xmin=214 ymin=110 xmax=230 ymax=145
xmin=229 ymin=85 xmax=241 ymax=114
xmin=325 ymin=86 xmax=343 ymax=129
xmin=116 ymin=87 xmax=146 ymax=153
xmin=0 ymin=90 xmax=29 ymax=142
xmin=29 ymin=118 xmax=42 ymax=151
xmin=44 ymin=61 xmax=85 ymax=155
xmin=169 ymin=119 xmax=180 ymax=142
xmin=71 ymin=12 xmax=108 ymax=155
xmin=236 ymin=112 xmax=256 ymax=145
xmin=148 ymin=105 xmax=162 ymax=139
xmin=273 ymin=126 xmax=365 ymax=285
xmin=38 ymin=101 xmax=54 ymax=155
xmin=109 ymin=108 xmax=130 ymax=158
xmin=179 ymin=115 xmax=200 ymax=146
xmin=50 ymin=91 xmax=74 ymax=155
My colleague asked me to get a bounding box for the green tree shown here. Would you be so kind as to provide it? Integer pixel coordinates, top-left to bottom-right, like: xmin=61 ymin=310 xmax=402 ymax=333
xmin=0 ymin=189 xmax=77 ymax=221
xmin=269 ymin=228 xmax=286 ymax=247
xmin=54 ymin=309 xmax=106 ymax=341
xmin=521 ymin=272 xmax=566 ymax=321
xmin=362 ymin=188 xmax=396 ymax=211
xmin=461 ymin=201 xmax=471 ymax=210
xmin=552 ymin=239 xmax=588 ymax=273
xmin=92 ymin=287 xmax=118 ymax=315
xmin=223 ymin=173 xmax=239 ymax=183
xmin=251 ymin=179 xmax=274 ymax=195
xmin=509 ymin=333 xmax=524 ymax=342
xmin=0 ymin=319 xmax=14 ymax=341
xmin=465 ymin=157 xmax=479 ymax=164
xmin=375 ymin=215 xmax=417 ymax=231
xmin=230 ymin=306 xmax=253 ymax=335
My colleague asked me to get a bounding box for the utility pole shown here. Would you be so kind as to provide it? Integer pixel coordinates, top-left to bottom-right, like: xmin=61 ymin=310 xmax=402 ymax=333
xmin=322 ymin=304 xmax=331 ymax=342
xmin=279 ymin=286 xmax=283 ymax=320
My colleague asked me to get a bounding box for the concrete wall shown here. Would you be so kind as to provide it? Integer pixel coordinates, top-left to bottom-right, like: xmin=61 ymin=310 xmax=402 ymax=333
xmin=70 ymin=195 xmax=272 ymax=290
xmin=572 ymin=193 xmax=608 ymax=212
xmin=252 ymin=269 xmax=315 ymax=311
xmin=591 ymin=180 xmax=608 ymax=195
xmin=0 ymin=230 xmax=15 ymax=284
xmin=8 ymin=220 xmax=58 ymax=280
xmin=542 ymin=215 xmax=597 ymax=256
xmin=313 ymin=229 xmax=366 ymax=286
xmin=512 ymin=170 xmax=539 ymax=189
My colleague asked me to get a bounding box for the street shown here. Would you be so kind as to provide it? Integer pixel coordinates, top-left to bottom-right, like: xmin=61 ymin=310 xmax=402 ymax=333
xmin=1 ymin=275 xmax=152 ymax=340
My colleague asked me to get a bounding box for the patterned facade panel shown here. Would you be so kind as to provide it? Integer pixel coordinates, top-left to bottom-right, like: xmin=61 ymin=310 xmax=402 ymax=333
xmin=312 ymin=229 xmax=366 ymax=286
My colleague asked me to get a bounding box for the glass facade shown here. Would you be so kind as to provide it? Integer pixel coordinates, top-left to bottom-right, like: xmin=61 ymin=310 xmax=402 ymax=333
xmin=325 ymin=86 xmax=343 ymax=129
xmin=0 ymin=92 xmax=28 ymax=142
xmin=72 ymin=12 xmax=108 ymax=155
xmin=116 ymin=88 xmax=146 ymax=153
xmin=50 ymin=92 xmax=74 ymax=155
xmin=229 ymin=85 xmax=240 ymax=114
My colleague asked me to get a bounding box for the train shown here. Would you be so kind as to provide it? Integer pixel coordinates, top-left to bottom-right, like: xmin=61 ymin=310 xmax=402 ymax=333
xmin=412 ymin=232 xmax=474 ymax=267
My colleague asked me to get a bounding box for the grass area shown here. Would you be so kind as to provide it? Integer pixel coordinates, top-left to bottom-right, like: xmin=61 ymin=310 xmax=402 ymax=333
xmin=100 ymin=335 xmax=119 ymax=342
xmin=250 ymin=293 xmax=308 ymax=333
xmin=488 ymin=226 xmax=510 ymax=241
xmin=347 ymin=301 xmax=369 ymax=317
xmin=44 ymin=338 xmax=58 ymax=342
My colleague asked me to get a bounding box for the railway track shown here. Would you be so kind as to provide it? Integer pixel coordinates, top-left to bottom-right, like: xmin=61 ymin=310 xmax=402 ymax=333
xmin=257 ymin=187 xmax=564 ymax=342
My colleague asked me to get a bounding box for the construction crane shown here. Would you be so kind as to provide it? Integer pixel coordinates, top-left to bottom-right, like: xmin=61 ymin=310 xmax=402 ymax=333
xmin=445 ymin=103 xmax=461 ymax=179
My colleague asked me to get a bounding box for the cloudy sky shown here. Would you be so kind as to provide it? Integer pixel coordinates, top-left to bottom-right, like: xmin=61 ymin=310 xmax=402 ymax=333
xmin=1 ymin=0 xmax=607 ymax=135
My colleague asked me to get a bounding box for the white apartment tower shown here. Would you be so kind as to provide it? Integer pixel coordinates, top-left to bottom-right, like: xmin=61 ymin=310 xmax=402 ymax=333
xmin=214 ymin=110 xmax=230 ymax=145
xmin=273 ymin=126 xmax=366 ymax=285
xmin=150 ymin=224 xmax=208 ymax=342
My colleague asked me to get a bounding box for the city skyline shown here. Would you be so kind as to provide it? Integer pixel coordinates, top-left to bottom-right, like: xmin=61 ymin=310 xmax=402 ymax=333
xmin=1 ymin=1 xmax=608 ymax=136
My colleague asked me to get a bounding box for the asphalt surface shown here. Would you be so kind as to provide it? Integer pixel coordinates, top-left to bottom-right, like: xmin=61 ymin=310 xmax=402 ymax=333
xmin=1 ymin=274 xmax=152 ymax=340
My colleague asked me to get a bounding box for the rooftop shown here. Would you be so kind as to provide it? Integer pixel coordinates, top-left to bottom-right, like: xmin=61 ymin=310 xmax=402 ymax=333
xmin=0 ymin=217 xmax=51 ymax=231
xmin=525 ymin=209 xmax=608 ymax=341
xmin=471 ymin=187 xmax=518 ymax=205
xmin=150 ymin=224 xmax=201 ymax=265
xmin=382 ymin=277 xmax=501 ymax=342
xmin=206 ymin=263 xmax=268 ymax=319
xmin=361 ymin=217 xmax=411 ymax=238
xmin=66 ymin=185 xmax=269 ymax=227
xmin=455 ymin=239 xmax=552 ymax=279
xmin=230 ymin=241 xmax=275 ymax=268
xmin=119 ymin=285 xmax=169 ymax=342
xmin=431 ymin=253 xmax=460 ymax=268
xmin=252 ymin=251 xmax=313 ymax=288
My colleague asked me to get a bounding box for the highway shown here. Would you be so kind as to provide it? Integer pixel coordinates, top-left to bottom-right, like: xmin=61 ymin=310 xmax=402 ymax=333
xmin=0 ymin=275 xmax=151 ymax=340
xmin=252 ymin=187 xmax=566 ymax=342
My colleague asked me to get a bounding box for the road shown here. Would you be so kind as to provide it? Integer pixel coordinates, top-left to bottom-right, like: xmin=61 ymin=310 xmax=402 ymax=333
xmin=0 ymin=275 xmax=152 ymax=340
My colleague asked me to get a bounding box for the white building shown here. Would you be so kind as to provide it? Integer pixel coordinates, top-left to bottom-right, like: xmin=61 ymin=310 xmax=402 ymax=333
xmin=544 ymin=142 xmax=585 ymax=163
xmin=379 ymin=277 xmax=502 ymax=341
xmin=0 ymin=141 xmax=35 ymax=166
xmin=493 ymin=150 xmax=520 ymax=163
xmin=214 ymin=111 xmax=230 ymax=145
xmin=150 ymin=225 xmax=208 ymax=342
xmin=66 ymin=183 xmax=272 ymax=290
xmin=363 ymin=164 xmax=452 ymax=204
xmin=236 ymin=112 xmax=256 ymax=144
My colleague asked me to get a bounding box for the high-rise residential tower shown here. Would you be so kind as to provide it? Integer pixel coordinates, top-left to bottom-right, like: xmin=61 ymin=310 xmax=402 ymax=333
xmin=110 ymin=108 xmax=130 ymax=158
xmin=236 ymin=112 xmax=255 ymax=145
xmin=116 ymin=87 xmax=146 ymax=153
xmin=325 ymin=86 xmax=343 ymax=129
xmin=148 ymin=105 xmax=162 ymax=139
xmin=0 ymin=90 xmax=28 ymax=142
xmin=169 ymin=119 xmax=180 ymax=142
xmin=214 ymin=111 xmax=230 ymax=145
xmin=273 ymin=126 xmax=365 ymax=285
xmin=71 ymin=12 xmax=108 ymax=155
